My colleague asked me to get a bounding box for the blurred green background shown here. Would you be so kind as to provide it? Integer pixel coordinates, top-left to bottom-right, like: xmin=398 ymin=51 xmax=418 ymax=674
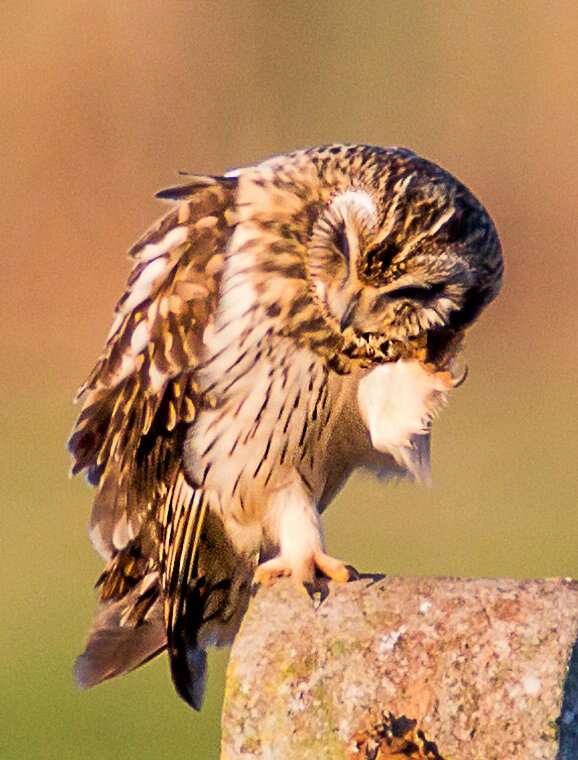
xmin=2 ymin=2 xmax=577 ymax=758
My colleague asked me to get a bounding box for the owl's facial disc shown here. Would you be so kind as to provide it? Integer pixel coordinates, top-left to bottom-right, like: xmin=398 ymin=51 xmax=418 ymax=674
xmin=311 ymin=195 xmax=464 ymax=342
xmin=308 ymin=169 xmax=501 ymax=357
xmin=337 ymin=269 xmax=465 ymax=341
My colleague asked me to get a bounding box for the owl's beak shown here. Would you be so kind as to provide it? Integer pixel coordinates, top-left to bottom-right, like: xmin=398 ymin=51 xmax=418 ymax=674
xmin=339 ymin=291 xmax=360 ymax=331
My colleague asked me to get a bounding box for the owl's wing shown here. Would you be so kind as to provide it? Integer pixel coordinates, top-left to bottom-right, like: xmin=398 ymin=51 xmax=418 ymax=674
xmin=70 ymin=175 xmax=237 ymax=707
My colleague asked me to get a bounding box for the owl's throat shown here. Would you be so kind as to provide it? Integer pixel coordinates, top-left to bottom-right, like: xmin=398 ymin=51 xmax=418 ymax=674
xmin=337 ymin=325 xmax=461 ymax=375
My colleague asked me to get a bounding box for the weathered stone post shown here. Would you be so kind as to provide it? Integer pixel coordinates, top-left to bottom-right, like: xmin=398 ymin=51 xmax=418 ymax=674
xmin=221 ymin=577 xmax=578 ymax=759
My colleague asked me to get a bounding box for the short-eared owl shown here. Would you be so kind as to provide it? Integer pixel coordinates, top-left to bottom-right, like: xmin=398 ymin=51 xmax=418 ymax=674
xmin=70 ymin=145 xmax=502 ymax=709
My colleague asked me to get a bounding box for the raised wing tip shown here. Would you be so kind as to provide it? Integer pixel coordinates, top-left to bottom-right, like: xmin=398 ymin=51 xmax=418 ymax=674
xmin=155 ymin=174 xmax=236 ymax=201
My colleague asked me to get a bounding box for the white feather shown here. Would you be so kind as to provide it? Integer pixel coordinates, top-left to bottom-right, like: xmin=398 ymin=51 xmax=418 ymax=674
xmin=121 ymin=257 xmax=168 ymax=312
xmin=138 ymin=225 xmax=188 ymax=261
xmin=148 ymin=363 xmax=166 ymax=392
xmin=89 ymin=522 xmax=111 ymax=560
xmin=331 ymin=190 xmax=376 ymax=222
xmin=112 ymin=512 xmax=131 ymax=551
xmin=266 ymin=473 xmax=322 ymax=563
xmin=130 ymin=319 xmax=149 ymax=355
xmin=357 ymin=360 xmax=449 ymax=457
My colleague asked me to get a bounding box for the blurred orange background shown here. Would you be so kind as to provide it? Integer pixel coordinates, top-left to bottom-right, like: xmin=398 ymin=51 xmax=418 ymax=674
xmin=2 ymin=2 xmax=577 ymax=758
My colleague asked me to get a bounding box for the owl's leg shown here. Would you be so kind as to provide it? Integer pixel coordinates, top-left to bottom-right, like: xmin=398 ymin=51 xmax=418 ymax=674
xmin=255 ymin=474 xmax=351 ymax=588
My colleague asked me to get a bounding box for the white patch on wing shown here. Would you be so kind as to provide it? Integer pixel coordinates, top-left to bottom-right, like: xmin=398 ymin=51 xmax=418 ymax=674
xmin=121 ymin=256 xmax=169 ymax=313
xmin=130 ymin=319 xmax=149 ymax=355
xmin=112 ymin=512 xmax=131 ymax=550
xmin=209 ymin=223 xmax=261 ymax=347
xmin=357 ymin=360 xmax=450 ymax=476
xmin=148 ymin=362 xmax=167 ymax=392
xmin=89 ymin=522 xmax=112 ymax=560
xmin=137 ymin=225 xmax=188 ymax=261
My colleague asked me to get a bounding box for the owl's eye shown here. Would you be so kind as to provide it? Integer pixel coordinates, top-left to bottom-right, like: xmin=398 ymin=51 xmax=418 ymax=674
xmin=386 ymin=283 xmax=444 ymax=301
xmin=371 ymin=282 xmax=445 ymax=313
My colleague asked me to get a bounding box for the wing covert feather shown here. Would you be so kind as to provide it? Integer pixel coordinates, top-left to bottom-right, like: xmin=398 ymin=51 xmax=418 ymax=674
xmin=69 ymin=177 xmax=236 ymax=563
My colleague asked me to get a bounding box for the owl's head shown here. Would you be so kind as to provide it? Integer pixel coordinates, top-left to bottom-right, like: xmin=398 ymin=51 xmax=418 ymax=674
xmin=233 ymin=145 xmax=502 ymax=368
xmin=306 ymin=146 xmax=503 ymax=360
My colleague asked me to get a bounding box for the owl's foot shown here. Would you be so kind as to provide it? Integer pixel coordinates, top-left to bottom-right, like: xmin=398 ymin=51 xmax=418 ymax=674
xmin=253 ymin=557 xmax=293 ymax=586
xmin=254 ymin=551 xmax=352 ymax=589
xmin=314 ymin=551 xmax=351 ymax=583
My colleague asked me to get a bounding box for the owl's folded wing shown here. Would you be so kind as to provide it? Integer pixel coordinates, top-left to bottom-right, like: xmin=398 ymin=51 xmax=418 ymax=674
xmin=69 ymin=175 xmax=237 ymax=706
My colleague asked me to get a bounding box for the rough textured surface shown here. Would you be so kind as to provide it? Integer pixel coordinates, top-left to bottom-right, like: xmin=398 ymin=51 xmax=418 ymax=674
xmin=221 ymin=576 xmax=578 ymax=760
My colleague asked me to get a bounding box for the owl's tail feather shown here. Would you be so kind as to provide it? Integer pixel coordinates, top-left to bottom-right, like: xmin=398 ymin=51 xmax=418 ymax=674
xmin=75 ymin=510 xmax=254 ymax=711
xmin=164 ymin=510 xmax=257 ymax=711
xmin=168 ymin=631 xmax=208 ymax=711
xmin=74 ymin=571 xmax=166 ymax=690
xmin=74 ymin=566 xmax=210 ymax=710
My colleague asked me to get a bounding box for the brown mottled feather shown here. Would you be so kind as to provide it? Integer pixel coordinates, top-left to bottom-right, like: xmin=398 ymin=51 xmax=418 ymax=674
xmin=70 ymin=177 xmax=236 ymax=706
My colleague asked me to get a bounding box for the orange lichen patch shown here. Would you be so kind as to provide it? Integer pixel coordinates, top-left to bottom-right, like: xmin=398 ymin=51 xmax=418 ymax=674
xmin=349 ymin=713 xmax=446 ymax=759
xmin=491 ymin=597 xmax=524 ymax=622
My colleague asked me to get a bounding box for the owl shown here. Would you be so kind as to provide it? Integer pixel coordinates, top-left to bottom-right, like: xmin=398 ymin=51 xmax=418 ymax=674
xmin=70 ymin=145 xmax=502 ymax=710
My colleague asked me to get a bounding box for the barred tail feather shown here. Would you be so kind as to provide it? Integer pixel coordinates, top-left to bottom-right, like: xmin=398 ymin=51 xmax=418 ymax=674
xmin=162 ymin=483 xmax=215 ymax=710
xmin=163 ymin=495 xmax=256 ymax=711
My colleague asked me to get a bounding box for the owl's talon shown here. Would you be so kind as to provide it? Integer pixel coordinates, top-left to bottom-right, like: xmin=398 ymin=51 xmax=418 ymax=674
xmin=254 ymin=551 xmax=352 ymax=588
